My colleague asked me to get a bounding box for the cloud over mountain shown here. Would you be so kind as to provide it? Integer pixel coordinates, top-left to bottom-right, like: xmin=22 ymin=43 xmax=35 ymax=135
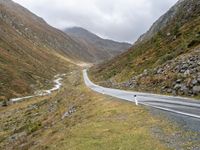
xmin=13 ymin=0 xmax=178 ymax=42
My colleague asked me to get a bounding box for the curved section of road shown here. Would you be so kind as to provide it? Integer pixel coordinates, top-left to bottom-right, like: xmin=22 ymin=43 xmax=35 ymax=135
xmin=83 ymin=69 xmax=200 ymax=119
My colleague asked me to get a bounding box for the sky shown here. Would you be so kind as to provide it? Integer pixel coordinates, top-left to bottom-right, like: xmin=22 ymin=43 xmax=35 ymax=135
xmin=13 ymin=0 xmax=178 ymax=43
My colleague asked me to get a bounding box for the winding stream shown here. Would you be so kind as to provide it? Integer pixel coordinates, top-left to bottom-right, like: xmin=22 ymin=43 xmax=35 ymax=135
xmin=11 ymin=74 xmax=66 ymax=102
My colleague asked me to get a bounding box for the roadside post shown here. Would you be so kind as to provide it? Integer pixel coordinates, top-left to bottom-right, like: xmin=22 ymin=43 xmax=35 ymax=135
xmin=134 ymin=95 xmax=138 ymax=106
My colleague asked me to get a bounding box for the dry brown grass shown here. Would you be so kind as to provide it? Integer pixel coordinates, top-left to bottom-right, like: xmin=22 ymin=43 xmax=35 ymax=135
xmin=1 ymin=69 xmax=198 ymax=150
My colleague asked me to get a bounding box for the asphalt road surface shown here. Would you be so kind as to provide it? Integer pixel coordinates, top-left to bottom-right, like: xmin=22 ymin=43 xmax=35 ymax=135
xmin=83 ymin=70 xmax=200 ymax=122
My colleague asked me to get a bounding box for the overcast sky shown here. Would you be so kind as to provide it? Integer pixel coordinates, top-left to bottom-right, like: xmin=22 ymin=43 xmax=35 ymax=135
xmin=13 ymin=0 xmax=178 ymax=43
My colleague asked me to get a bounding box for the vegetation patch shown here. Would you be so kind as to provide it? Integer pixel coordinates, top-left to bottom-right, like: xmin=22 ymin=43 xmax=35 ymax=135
xmin=25 ymin=121 xmax=42 ymax=134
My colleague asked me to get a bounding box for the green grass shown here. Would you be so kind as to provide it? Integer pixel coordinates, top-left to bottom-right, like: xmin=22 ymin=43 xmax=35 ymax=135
xmin=25 ymin=121 xmax=42 ymax=134
xmin=57 ymin=97 xmax=170 ymax=150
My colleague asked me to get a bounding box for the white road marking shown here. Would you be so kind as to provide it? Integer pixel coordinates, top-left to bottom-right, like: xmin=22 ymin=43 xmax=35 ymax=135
xmin=140 ymin=102 xmax=200 ymax=119
xmin=83 ymin=69 xmax=200 ymax=120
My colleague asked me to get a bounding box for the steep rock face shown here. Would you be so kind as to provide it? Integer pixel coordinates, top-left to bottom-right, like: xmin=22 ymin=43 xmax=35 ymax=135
xmin=65 ymin=27 xmax=131 ymax=63
xmin=90 ymin=0 xmax=200 ymax=98
xmin=137 ymin=0 xmax=200 ymax=43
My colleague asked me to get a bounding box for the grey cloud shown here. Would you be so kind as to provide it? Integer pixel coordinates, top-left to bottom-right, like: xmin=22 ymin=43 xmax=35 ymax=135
xmin=13 ymin=0 xmax=178 ymax=43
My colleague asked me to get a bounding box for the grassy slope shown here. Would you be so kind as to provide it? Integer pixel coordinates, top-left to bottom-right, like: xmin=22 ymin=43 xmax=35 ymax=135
xmin=0 ymin=29 xmax=74 ymax=100
xmin=1 ymin=68 xmax=199 ymax=150
xmin=0 ymin=0 xmax=83 ymax=100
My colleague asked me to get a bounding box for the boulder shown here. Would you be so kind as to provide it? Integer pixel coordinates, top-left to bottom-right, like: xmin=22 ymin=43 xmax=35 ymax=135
xmin=167 ymin=32 xmax=171 ymax=36
xmin=157 ymin=68 xmax=163 ymax=74
xmin=180 ymin=85 xmax=189 ymax=94
xmin=176 ymin=79 xmax=182 ymax=84
xmin=172 ymin=90 xmax=177 ymax=96
xmin=174 ymin=84 xmax=182 ymax=90
xmin=167 ymin=89 xmax=172 ymax=93
xmin=184 ymin=69 xmax=190 ymax=76
xmin=192 ymin=79 xmax=198 ymax=85
xmin=180 ymin=69 xmax=186 ymax=73
xmin=143 ymin=69 xmax=148 ymax=76
xmin=192 ymin=86 xmax=200 ymax=95
xmin=186 ymin=78 xmax=192 ymax=87
xmin=181 ymin=63 xmax=189 ymax=70
xmin=197 ymin=77 xmax=200 ymax=83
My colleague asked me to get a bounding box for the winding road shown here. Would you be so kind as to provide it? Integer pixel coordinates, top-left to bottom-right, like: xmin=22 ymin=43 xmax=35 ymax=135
xmin=83 ymin=69 xmax=200 ymax=120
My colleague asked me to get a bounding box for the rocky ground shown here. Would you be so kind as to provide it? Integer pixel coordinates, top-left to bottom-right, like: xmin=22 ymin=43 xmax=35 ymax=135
xmin=0 ymin=68 xmax=82 ymax=149
xmin=97 ymin=47 xmax=200 ymax=99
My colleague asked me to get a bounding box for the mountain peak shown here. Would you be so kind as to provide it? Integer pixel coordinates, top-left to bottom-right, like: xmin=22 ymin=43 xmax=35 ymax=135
xmin=66 ymin=26 xmax=91 ymax=32
xmin=137 ymin=0 xmax=199 ymax=43
xmin=64 ymin=26 xmax=131 ymax=62
xmin=65 ymin=26 xmax=100 ymax=42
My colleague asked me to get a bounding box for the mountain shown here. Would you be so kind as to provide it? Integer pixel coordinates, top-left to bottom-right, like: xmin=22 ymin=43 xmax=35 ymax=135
xmin=0 ymin=0 xmax=79 ymax=100
xmin=136 ymin=0 xmax=199 ymax=43
xmin=0 ymin=0 xmax=115 ymax=64
xmin=90 ymin=0 xmax=200 ymax=98
xmin=65 ymin=27 xmax=131 ymax=63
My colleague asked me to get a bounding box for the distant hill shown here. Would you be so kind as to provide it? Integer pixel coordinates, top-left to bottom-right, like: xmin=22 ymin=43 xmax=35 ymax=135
xmin=90 ymin=0 xmax=200 ymax=98
xmin=65 ymin=27 xmax=131 ymax=63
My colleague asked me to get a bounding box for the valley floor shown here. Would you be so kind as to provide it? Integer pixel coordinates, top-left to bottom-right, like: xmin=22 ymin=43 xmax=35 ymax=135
xmin=1 ymin=68 xmax=200 ymax=150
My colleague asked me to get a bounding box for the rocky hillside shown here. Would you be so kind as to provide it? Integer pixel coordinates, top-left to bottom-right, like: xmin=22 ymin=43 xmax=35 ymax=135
xmin=137 ymin=0 xmax=187 ymax=43
xmin=65 ymin=27 xmax=131 ymax=62
xmin=90 ymin=0 xmax=200 ymax=98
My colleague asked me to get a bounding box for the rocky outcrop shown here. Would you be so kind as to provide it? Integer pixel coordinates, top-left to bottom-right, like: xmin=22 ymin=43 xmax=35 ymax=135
xmin=61 ymin=106 xmax=76 ymax=119
xmin=136 ymin=0 xmax=200 ymax=43
xmin=100 ymin=48 xmax=200 ymax=97
xmin=154 ymin=51 xmax=200 ymax=96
